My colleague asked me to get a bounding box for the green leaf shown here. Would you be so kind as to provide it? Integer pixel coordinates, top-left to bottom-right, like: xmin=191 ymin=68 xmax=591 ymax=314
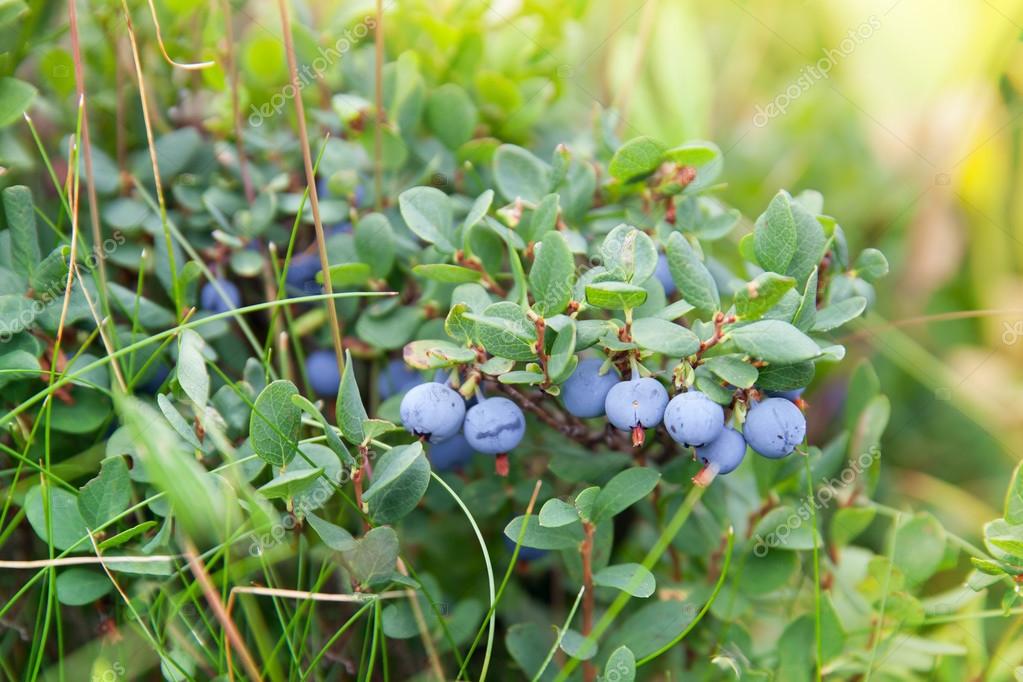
xmin=727 ymin=320 xmax=821 ymax=364
xmin=584 ymin=282 xmax=647 ymax=310
xmin=0 ymin=349 xmax=38 ymax=389
xmin=364 ymin=442 xmax=431 ymax=524
xmin=125 ymin=391 xmax=180 ymax=455
xmin=398 ymin=186 xmax=455 ymax=252
xmin=29 ymin=246 xmax=70 ymax=295
xmin=525 ymin=193 xmax=559 ymax=243
xmin=494 ymin=144 xmax=551 ymax=204
xmin=662 ymin=140 xmax=720 ymax=167
xmin=250 ymin=380 xmax=302 ymax=467
xmin=0 ymin=77 xmax=36 ymax=128
xmin=560 ymin=629 xmax=598 ymax=660
xmin=2 ymin=186 xmax=40 ymax=279
xmin=466 ymin=302 xmax=537 ymax=361
xmin=609 ymin=136 xmax=666 ymax=183
xmin=289 ymin=443 xmax=343 ymax=511
xmin=354 ymin=213 xmax=396 ymax=278
xmin=603 ymin=646 xmax=636 ymax=682
xmin=337 ymin=350 xmax=367 ymax=444
xmin=403 ymin=339 xmax=476 ymax=369
xmin=734 ymin=272 xmax=796 ymax=321
xmin=830 ymin=506 xmax=876 ymax=546
xmin=590 ymin=467 xmax=660 ymax=524
xmin=499 ymin=370 xmax=545 ymax=385
xmin=1006 ymin=463 xmax=1023 ymax=525
xmin=854 ymin=248 xmax=889 ymax=281
xmin=504 ymin=515 xmax=583 ymax=550
xmin=290 ymin=394 xmax=355 ymax=468
xmin=305 ymin=512 xmax=357 ymax=551
xmin=594 ymin=563 xmax=656 ymax=597
xmin=0 ymin=294 xmax=38 ymax=337
xmin=665 ymin=232 xmax=719 ymax=314
xmin=755 ymin=361 xmax=814 ymax=392
xmin=342 ymin=526 xmax=399 ymax=588
xmin=703 ymin=354 xmax=758 ymax=388
xmin=600 ymin=225 xmax=659 ymax=285
xmin=751 ymin=506 xmax=821 ymax=551
xmin=412 ymin=263 xmax=482 ymax=284
xmin=259 ymin=468 xmax=324 ymax=500
xmin=631 ymin=317 xmax=699 ymax=357
xmin=538 ymin=498 xmax=579 ymax=528
xmin=321 ymin=262 xmax=372 ymax=286
xmin=24 ymin=484 xmax=89 ymax=552
xmin=812 ymin=296 xmax=867 ymax=332
xmin=56 ymin=568 xmax=113 ymax=606
xmin=463 ymin=190 xmax=494 ymax=233
xmin=547 ymin=318 xmax=577 ymax=383
xmin=529 ymin=231 xmax=575 ymax=316
xmin=425 ymin=82 xmax=477 ymax=149
xmin=78 ymin=456 xmax=132 ymax=529
xmin=753 ymin=190 xmax=798 ymax=275
xmin=97 ymin=521 xmax=158 ymax=551
xmin=893 ymin=513 xmax=946 ymax=583
xmin=176 ymin=329 xmax=209 ymax=410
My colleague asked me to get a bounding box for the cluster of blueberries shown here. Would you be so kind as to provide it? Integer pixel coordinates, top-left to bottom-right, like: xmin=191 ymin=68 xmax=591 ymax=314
xmin=398 ymin=377 xmax=527 ymax=476
xmin=560 ymin=358 xmax=806 ymax=474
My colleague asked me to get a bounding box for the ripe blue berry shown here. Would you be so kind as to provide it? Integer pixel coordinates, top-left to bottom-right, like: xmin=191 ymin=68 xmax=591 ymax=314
xmin=561 ymin=358 xmax=619 ymax=418
xmin=463 ymin=397 xmax=525 ymax=454
xmin=503 ymin=535 xmax=547 ymax=562
xmin=377 ymin=360 xmax=422 ymax=399
xmin=400 ymin=382 xmax=466 ymax=444
xmin=664 ymin=391 xmax=725 ymax=447
xmin=604 ymin=377 xmax=669 ymax=445
xmin=768 ymin=388 xmax=805 ymax=402
xmin=743 ymin=397 xmax=806 ymax=459
xmin=429 ymin=432 xmax=475 ymax=472
xmin=285 ymin=253 xmax=322 ymax=294
xmin=305 ymin=350 xmax=341 ymax=397
xmin=199 ymin=278 xmax=241 ymax=314
xmin=695 ymin=426 xmax=747 ymax=474
xmin=654 ymin=253 xmax=676 ymax=296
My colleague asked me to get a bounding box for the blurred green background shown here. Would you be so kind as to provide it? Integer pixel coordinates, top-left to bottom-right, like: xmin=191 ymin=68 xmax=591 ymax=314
xmin=573 ymin=0 xmax=1023 ymax=542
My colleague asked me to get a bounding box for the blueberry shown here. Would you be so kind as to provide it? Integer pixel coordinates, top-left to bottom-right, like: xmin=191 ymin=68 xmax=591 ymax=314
xmin=305 ymin=350 xmax=341 ymax=397
xmin=285 ymin=253 xmax=322 ymax=294
xmin=767 ymin=388 xmax=805 ymax=402
xmin=654 ymin=253 xmax=676 ymax=296
xmin=561 ymin=358 xmax=619 ymax=418
xmin=604 ymin=377 xmax=669 ymax=445
xmin=743 ymin=397 xmax=806 ymax=459
xmin=503 ymin=535 xmax=547 ymax=562
xmin=137 ymin=361 xmax=170 ymax=395
xmin=695 ymin=427 xmax=747 ymax=474
xmin=463 ymin=397 xmax=525 ymax=454
xmin=377 ymin=360 xmax=422 ymax=399
xmin=199 ymin=278 xmax=241 ymax=314
xmin=400 ymin=382 xmax=466 ymax=444
xmin=429 ymin=432 xmax=475 ymax=472
xmin=663 ymin=391 xmax=725 ymax=447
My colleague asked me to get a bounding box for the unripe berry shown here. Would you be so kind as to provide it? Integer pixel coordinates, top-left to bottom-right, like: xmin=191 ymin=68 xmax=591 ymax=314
xmin=743 ymin=397 xmax=806 ymax=459
xmin=400 ymin=382 xmax=466 ymax=444
xmin=561 ymin=358 xmax=619 ymax=418
xmin=663 ymin=390 xmax=725 ymax=447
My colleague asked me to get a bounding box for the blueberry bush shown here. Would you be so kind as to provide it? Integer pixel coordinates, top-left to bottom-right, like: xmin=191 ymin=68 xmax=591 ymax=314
xmin=2 ymin=1 xmax=1022 ymax=681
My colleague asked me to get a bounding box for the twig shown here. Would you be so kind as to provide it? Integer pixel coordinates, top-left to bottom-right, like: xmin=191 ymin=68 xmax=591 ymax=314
xmin=581 ymin=522 xmax=596 ymax=682
xmin=276 ymin=0 xmax=346 ymax=370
